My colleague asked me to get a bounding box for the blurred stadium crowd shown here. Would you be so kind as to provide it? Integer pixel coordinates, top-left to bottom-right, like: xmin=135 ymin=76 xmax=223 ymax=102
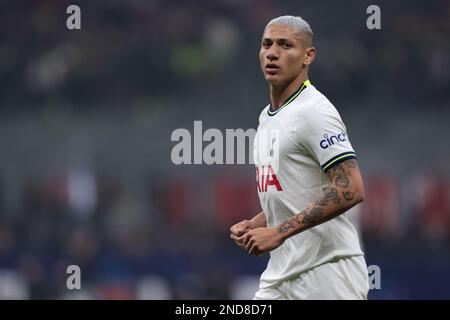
xmin=0 ymin=0 xmax=449 ymax=299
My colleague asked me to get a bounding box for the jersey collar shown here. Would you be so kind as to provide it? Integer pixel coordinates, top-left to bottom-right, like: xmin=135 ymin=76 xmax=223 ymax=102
xmin=267 ymin=80 xmax=311 ymax=116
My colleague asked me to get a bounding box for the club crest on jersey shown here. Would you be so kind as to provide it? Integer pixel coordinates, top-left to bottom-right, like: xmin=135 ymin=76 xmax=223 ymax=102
xmin=256 ymin=165 xmax=283 ymax=192
xmin=269 ymin=133 xmax=277 ymax=157
xmin=253 ymin=128 xmax=280 ymax=173
xmin=320 ymin=132 xmax=347 ymax=149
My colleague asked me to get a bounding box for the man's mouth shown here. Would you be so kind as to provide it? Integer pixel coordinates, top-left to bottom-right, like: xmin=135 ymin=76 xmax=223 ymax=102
xmin=265 ymin=63 xmax=280 ymax=74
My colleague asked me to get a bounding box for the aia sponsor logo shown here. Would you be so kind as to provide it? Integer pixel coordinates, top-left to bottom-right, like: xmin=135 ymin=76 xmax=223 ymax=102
xmin=256 ymin=165 xmax=283 ymax=192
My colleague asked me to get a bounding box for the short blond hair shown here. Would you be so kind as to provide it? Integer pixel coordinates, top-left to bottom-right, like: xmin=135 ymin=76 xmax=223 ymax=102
xmin=265 ymin=15 xmax=313 ymax=47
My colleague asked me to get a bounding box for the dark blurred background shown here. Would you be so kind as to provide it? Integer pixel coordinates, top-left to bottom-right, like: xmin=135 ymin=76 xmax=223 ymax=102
xmin=0 ymin=0 xmax=449 ymax=299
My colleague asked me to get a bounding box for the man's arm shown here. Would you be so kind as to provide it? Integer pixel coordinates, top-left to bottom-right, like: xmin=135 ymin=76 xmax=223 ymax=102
xmin=240 ymin=158 xmax=365 ymax=255
xmin=250 ymin=211 xmax=267 ymax=229
xmin=230 ymin=211 xmax=266 ymax=248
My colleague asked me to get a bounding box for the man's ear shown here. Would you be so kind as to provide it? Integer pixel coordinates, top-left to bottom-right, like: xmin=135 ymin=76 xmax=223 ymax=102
xmin=304 ymin=47 xmax=316 ymax=66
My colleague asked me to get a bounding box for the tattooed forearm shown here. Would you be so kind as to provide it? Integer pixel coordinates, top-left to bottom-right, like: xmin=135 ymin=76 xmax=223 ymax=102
xmin=293 ymin=210 xmax=306 ymax=224
xmin=278 ymin=205 xmax=326 ymax=234
xmin=277 ymin=220 xmax=295 ymax=233
xmin=302 ymin=207 xmax=325 ymax=225
xmin=276 ymin=158 xmax=364 ymax=236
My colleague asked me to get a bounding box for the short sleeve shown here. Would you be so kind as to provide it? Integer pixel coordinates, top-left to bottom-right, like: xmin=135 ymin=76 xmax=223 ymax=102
xmin=297 ymin=102 xmax=357 ymax=173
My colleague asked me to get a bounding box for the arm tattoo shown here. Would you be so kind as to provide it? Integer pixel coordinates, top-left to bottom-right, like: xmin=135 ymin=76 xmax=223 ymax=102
xmin=316 ymin=186 xmax=340 ymax=206
xmin=327 ymin=159 xmax=358 ymax=199
xmin=294 ymin=210 xmax=307 ymax=224
xmin=335 ymin=172 xmax=350 ymax=188
xmin=277 ymin=220 xmax=295 ymax=233
xmin=328 ymin=160 xmax=355 ymax=188
xmin=277 ymin=159 xmax=361 ymax=234
xmin=279 ymin=205 xmax=327 ymax=233
xmin=345 ymin=159 xmax=358 ymax=168
xmin=343 ymin=191 xmax=355 ymax=201
xmin=302 ymin=207 xmax=325 ymax=225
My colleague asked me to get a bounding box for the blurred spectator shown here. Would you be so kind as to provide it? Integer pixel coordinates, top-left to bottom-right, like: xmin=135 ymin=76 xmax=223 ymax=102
xmin=360 ymin=174 xmax=401 ymax=240
xmin=414 ymin=174 xmax=450 ymax=242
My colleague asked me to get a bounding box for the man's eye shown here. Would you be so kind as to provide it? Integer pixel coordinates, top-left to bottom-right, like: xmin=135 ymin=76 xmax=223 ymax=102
xmin=263 ymin=42 xmax=271 ymax=48
xmin=282 ymin=43 xmax=291 ymax=49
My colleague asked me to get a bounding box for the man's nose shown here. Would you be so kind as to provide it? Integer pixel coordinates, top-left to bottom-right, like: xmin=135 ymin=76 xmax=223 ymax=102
xmin=266 ymin=47 xmax=279 ymax=60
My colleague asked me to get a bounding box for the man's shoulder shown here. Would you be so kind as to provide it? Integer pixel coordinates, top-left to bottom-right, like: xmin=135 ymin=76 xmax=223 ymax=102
xmin=301 ymin=85 xmax=333 ymax=108
xmin=298 ymin=85 xmax=340 ymax=119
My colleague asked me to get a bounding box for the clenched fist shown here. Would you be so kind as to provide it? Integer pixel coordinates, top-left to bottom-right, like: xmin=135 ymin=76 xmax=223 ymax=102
xmin=230 ymin=220 xmax=253 ymax=250
xmin=238 ymin=227 xmax=285 ymax=256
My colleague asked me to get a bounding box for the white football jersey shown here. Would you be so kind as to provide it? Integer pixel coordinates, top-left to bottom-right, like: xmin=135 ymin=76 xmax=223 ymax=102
xmin=253 ymin=80 xmax=364 ymax=288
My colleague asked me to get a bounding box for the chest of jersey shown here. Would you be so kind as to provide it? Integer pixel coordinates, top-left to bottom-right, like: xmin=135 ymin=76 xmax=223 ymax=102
xmin=254 ymin=107 xmax=306 ymax=194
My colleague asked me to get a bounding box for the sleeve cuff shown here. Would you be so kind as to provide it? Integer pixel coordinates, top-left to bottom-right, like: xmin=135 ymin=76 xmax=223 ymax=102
xmin=321 ymin=152 xmax=357 ymax=173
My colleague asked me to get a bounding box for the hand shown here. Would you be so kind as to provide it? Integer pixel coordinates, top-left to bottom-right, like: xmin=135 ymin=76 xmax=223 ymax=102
xmin=238 ymin=227 xmax=284 ymax=256
xmin=230 ymin=220 xmax=253 ymax=250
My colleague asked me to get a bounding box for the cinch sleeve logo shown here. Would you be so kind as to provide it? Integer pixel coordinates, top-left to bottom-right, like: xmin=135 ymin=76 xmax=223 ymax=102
xmin=319 ymin=132 xmax=347 ymax=149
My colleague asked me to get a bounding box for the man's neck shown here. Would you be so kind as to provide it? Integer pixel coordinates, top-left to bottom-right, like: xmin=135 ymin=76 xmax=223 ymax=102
xmin=269 ymin=73 xmax=308 ymax=108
